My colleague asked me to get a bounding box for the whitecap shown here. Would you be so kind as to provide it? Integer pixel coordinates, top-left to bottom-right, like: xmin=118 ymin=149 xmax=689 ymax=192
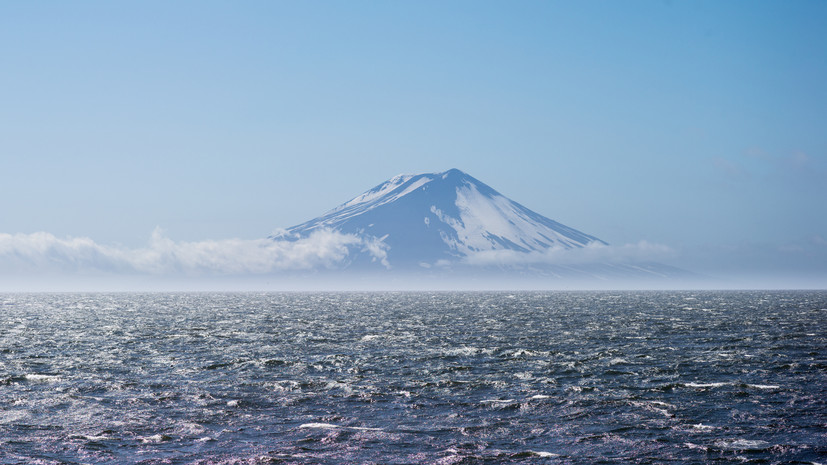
xmin=272 ymin=380 xmax=299 ymax=392
xmin=684 ymin=382 xmax=728 ymax=388
xmin=631 ymin=401 xmax=673 ymax=417
xmin=480 ymin=399 xmax=516 ymax=404
xmin=323 ymin=380 xmax=354 ymax=395
xmin=732 ymin=439 xmax=770 ymax=449
xmin=76 ymin=434 xmax=110 ymax=441
xmin=691 ymin=423 xmax=716 ymax=431
xmin=747 ymin=384 xmax=780 ymax=389
xmin=140 ymin=434 xmax=172 ymax=443
xmin=444 ymin=346 xmax=489 ymax=357
xmin=509 ymin=349 xmax=537 ymax=357
xmin=529 ymin=394 xmax=550 ymax=400
xmin=526 ymin=450 xmax=559 ymax=457
xmin=24 ymin=374 xmax=60 ymax=382
xmin=176 ymin=422 xmax=207 ymax=436
xmin=298 ymin=423 xmax=382 ymax=432
xmin=684 ymin=442 xmax=707 ymax=450
xmin=715 ymin=438 xmax=771 ymax=450
xmin=299 ymin=422 xmax=339 ymax=429
xmin=360 ymin=334 xmax=382 ymax=342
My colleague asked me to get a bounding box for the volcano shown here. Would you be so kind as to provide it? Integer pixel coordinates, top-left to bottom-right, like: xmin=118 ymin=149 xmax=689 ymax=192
xmin=273 ymin=168 xmax=610 ymax=269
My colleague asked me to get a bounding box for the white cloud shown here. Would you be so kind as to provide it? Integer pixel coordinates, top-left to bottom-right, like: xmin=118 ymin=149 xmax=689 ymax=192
xmin=0 ymin=228 xmax=676 ymax=278
xmin=461 ymin=241 xmax=676 ymax=267
xmin=0 ymin=228 xmax=389 ymax=276
xmin=360 ymin=234 xmax=391 ymax=269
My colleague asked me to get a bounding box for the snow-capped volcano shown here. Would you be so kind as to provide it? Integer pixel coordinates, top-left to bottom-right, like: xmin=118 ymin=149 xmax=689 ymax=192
xmin=273 ymin=169 xmax=606 ymax=269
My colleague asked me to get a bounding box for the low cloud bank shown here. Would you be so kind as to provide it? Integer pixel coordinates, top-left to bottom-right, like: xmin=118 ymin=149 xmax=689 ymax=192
xmin=1 ymin=229 xmax=672 ymax=277
xmin=3 ymin=229 xmax=823 ymax=291
xmin=0 ymin=228 xmax=389 ymax=276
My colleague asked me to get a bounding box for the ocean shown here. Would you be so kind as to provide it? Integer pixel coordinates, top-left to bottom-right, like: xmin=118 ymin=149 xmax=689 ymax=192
xmin=0 ymin=291 xmax=824 ymax=464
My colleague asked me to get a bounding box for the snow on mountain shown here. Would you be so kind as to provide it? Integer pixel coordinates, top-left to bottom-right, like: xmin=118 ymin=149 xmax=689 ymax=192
xmin=272 ymin=168 xmax=607 ymax=269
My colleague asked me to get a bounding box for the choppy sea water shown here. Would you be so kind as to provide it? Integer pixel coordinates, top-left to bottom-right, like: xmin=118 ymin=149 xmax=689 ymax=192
xmin=0 ymin=291 xmax=825 ymax=464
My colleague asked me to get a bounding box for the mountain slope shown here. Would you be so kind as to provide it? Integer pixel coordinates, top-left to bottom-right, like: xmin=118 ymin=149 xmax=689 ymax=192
xmin=273 ymin=169 xmax=606 ymax=269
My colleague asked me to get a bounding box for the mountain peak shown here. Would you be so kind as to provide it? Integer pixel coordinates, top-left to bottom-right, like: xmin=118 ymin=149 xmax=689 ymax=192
xmin=441 ymin=167 xmax=465 ymax=177
xmin=276 ymin=169 xmax=606 ymax=268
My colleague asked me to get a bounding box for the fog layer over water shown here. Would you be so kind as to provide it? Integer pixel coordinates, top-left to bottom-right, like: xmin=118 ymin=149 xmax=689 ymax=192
xmin=1 ymin=291 xmax=825 ymax=464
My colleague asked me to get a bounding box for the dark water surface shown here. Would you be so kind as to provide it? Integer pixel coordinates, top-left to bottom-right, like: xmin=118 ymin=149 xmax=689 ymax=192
xmin=0 ymin=291 xmax=825 ymax=464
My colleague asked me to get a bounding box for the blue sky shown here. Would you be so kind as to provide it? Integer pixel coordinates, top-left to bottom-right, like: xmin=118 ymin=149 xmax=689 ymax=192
xmin=1 ymin=1 xmax=825 ymax=286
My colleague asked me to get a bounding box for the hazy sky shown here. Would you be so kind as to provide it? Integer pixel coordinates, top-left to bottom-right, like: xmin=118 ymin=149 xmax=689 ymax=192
xmin=1 ymin=1 xmax=825 ymax=285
